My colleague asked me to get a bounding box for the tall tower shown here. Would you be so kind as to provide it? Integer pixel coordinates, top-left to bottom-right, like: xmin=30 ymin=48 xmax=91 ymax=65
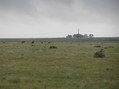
xmin=78 ymin=28 xmax=79 ymax=34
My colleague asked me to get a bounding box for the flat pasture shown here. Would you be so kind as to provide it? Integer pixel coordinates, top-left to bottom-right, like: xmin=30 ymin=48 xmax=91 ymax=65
xmin=0 ymin=38 xmax=119 ymax=89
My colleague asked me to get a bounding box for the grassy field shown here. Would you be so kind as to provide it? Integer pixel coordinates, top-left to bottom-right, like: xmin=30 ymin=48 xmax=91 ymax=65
xmin=0 ymin=39 xmax=119 ymax=89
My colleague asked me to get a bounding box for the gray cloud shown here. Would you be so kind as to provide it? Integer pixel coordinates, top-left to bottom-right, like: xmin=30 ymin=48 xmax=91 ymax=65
xmin=0 ymin=0 xmax=119 ymax=37
xmin=36 ymin=0 xmax=119 ymax=24
xmin=0 ymin=0 xmax=119 ymax=23
xmin=0 ymin=0 xmax=35 ymax=15
xmin=83 ymin=0 xmax=119 ymax=23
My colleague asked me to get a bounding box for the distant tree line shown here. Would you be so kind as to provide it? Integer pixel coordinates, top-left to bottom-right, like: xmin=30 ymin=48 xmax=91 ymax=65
xmin=66 ymin=34 xmax=94 ymax=38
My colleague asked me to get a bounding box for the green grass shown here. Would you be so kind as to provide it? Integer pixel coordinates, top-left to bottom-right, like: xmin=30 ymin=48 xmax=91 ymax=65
xmin=0 ymin=41 xmax=119 ymax=89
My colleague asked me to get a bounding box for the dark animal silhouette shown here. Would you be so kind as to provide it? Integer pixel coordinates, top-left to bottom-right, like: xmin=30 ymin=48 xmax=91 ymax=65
xmin=49 ymin=46 xmax=57 ymax=49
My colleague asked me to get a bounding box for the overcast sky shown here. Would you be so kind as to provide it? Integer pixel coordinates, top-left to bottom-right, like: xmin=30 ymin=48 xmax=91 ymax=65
xmin=0 ymin=0 xmax=119 ymax=38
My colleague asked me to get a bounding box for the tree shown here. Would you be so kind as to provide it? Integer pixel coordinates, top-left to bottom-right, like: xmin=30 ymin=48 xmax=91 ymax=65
xmin=89 ymin=34 xmax=94 ymax=38
xmin=66 ymin=35 xmax=72 ymax=38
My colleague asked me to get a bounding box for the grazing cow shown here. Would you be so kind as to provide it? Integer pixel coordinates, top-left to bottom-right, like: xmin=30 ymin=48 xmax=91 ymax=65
xmin=21 ymin=41 xmax=25 ymax=43
xmin=49 ymin=46 xmax=57 ymax=49
xmin=48 ymin=42 xmax=51 ymax=44
xmin=31 ymin=41 xmax=35 ymax=44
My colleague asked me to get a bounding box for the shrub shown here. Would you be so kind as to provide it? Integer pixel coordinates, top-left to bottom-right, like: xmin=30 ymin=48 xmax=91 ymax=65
xmin=41 ymin=42 xmax=43 ymax=44
xmin=94 ymin=49 xmax=105 ymax=58
xmin=104 ymin=46 xmax=114 ymax=49
xmin=31 ymin=44 xmax=34 ymax=46
xmin=1 ymin=77 xmax=6 ymax=80
xmin=0 ymin=85 xmax=5 ymax=89
xmin=2 ymin=41 xmax=6 ymax=43
xmin=108 ymin=46 xmax=114 ymax=48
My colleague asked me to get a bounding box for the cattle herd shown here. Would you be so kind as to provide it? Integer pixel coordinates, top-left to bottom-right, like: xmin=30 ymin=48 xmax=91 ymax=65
xmin=21 ymin=41 xmax=57 ymax=49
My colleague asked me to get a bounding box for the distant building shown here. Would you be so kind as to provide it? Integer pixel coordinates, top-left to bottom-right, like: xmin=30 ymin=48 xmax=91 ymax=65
xmin=84 ymin=34 xmax=88 ymax=38
xmin=73 ymin=34 xmax=84 ymax=38
xmin=73 ymin=28 xmax=84 ymax=38
xmin=66 ymin=28 xmax=94 ymax=38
